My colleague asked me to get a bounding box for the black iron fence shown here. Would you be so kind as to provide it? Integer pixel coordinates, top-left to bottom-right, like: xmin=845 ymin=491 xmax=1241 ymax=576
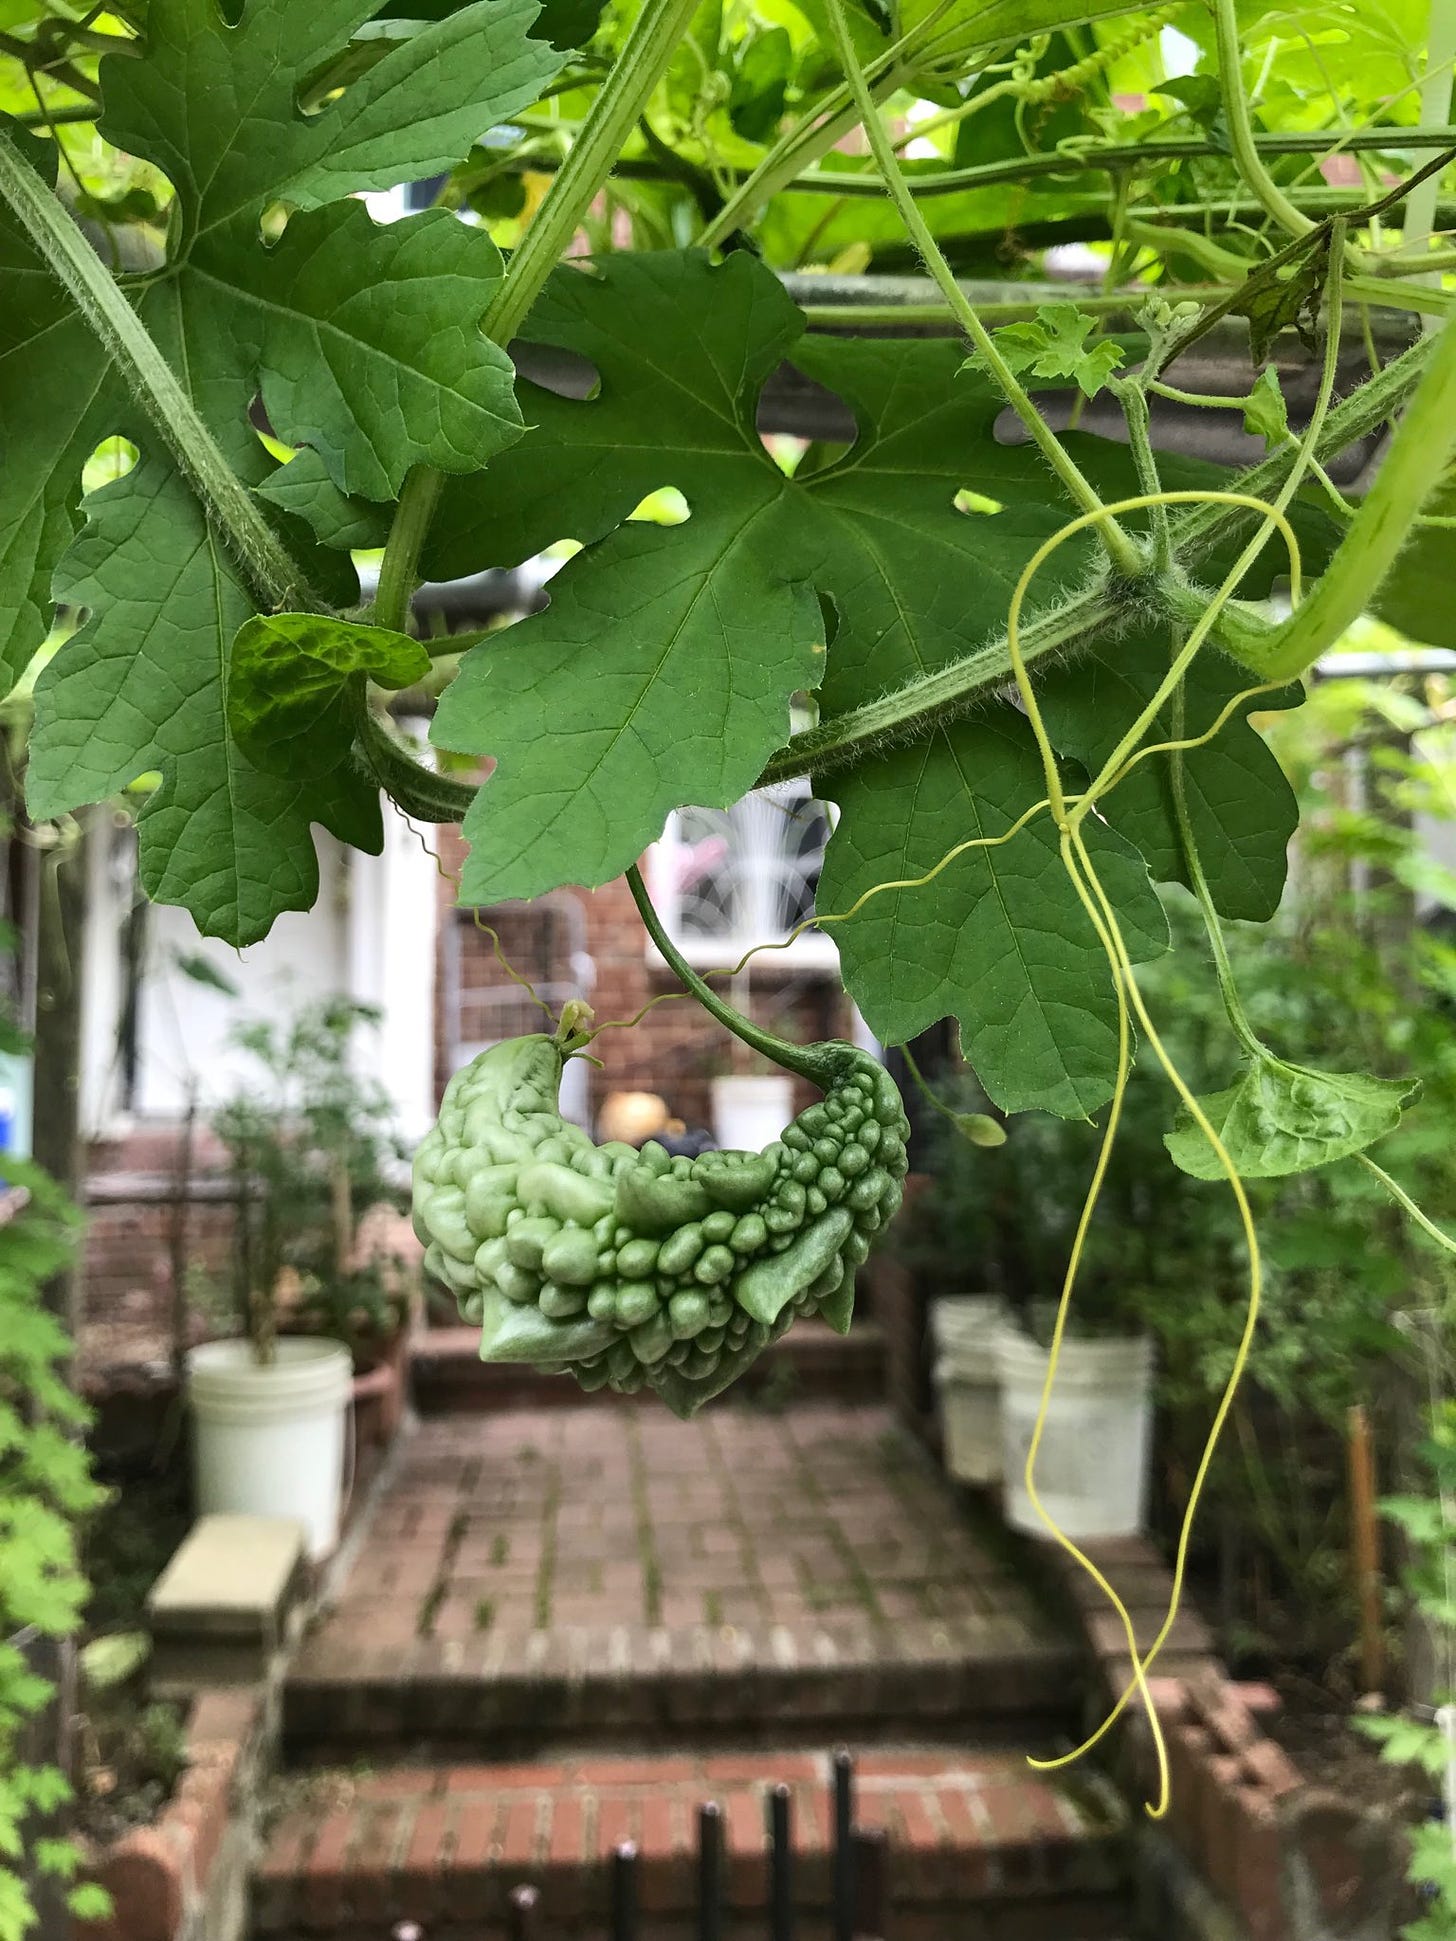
xmin=392 ymin=1750 xmax=889 ymax=1941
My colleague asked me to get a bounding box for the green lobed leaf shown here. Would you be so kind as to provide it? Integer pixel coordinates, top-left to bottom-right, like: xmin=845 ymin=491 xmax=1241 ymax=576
xmin=29 ymin=460 xmax=382 ymax=945
xmin=1373 ymin=474 xmax=1456 ymax=651
xmin=11 ymin=0 xmax=561 ymax=940
xmin=425 ymin=251 xmax=1099 ymax=903
xmin=228 ymin=613 xmax=429 ymax=778
xmin=100 ymin=0 xmax=560 ymax=224
xmin=1242 ymin=366 xmax=1290 ymax=451
xmin=1165 ymin=1055 xmax=1418 ymax=1180
xmin=971 ymin=304 xmax=1126 ymax=399
xmin=1036 ymin=633 xmax=1303 ymax=922
xmin=817 ymin=712 xmax=1168 ymax=1118
xmin=436 ymin=526 xmax=826 ymax=898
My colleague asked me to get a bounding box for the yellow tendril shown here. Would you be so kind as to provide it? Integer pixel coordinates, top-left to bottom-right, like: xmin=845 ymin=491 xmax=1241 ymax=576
xmin=1017 ymin=825 xmax=1174 ymax=1815
xmin=1034 ymin=827 xmax=1263 ymax=1787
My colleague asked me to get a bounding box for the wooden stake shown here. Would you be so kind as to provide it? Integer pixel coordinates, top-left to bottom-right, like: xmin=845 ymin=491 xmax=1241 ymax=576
xmin=1348 ymin=1404 xmax=1385 ymax=1695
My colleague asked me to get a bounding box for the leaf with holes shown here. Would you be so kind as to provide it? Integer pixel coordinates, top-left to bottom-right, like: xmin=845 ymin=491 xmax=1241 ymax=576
xmin=28 ymin=459 xmax=382 ymax=946
xmin=12 ymin=0 xmax=560 ymax=941
xmin=425 ymin=250 xmax=1096 ymax=901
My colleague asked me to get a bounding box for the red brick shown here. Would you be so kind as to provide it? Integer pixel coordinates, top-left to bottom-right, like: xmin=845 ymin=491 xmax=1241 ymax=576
xmin=356 ymin=1768 xmax=445 ymax=1800
xmin=444 ymin=1762 xmax=566 ymax=1794
xmin=1227 ymin=1787 xmax=1286 ymax=1941
xmin=1240 ymin=1735 xmax=1301 ymax=1798
xmin=858 ymin=1750 xmax=973 ymax=1780
xmin=497 ymin=1796 xmax=542 ymax=1869
xmin=638 ymin=1793 xmax=693 ymax=1914
xmin=930 ymin=1787 xmax=996 ymax=1895
xmin=1166 ymin=1718 xmax=1214 ymax=1855
xmin=548 ymin=1795 xmax=587 ymax=1866
xmin=303 ymin=1811 xmax=358 ymax=1929
xmin=448 ymin=1798 xmax=502 ymax=1922
xmin=592 ymin=1793 xmax=639 ymax=1860
xmin=1233 ymin=1680 xmax=1282 ymax=1716
xmin=187 ymin=1688 xmax=258 ymax=1748
xmin=88 ymin=1827 xmax=187 ymax=1941
xmin=898 ymin=1785 xmax=945 ymax=1852
xmin=702 ymin=1752 xmax=819 ymax=1785
xmin=404 ymin=1800 xmax=453 ymax=1873
xmin=575 ymin=1755 xmax=698 ymax=1787
xmin=345 ymin=1800 xmax=408 ymax=1917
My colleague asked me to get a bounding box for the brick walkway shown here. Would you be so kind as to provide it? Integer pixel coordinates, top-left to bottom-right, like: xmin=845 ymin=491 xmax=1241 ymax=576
xmin=266 ymin=1405 xmax=1131 ymax=1936
xmin=287 ymin=1406 xmax=1077 ymax=1755
xmin=256 ymin=1747 xmax=1127 ymax=1940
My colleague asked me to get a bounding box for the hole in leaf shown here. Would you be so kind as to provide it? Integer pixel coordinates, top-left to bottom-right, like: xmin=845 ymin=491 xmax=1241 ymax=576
xmin=628 ymin=487 xmax=690 ymax=526
xmin=763 ymin=361 xmax=857 ymax=449
xmin=81 ymin=436 xmax=139 ymax=496
xmin=513 ymin=342 xmax=599 ymax=402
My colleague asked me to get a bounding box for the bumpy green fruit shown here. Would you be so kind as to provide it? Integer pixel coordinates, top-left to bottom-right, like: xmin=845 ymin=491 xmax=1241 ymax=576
xmin=412 ymin=1034 xmax=910 ymax=1417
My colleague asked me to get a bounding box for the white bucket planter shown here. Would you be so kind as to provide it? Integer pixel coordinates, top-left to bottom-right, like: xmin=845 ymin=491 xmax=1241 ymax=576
xmin=711 ymin=1073 xmax=795 ymax=1152
xmin=995 ymin=1325 xmax=1153 ymax=1540
xmin=931 ymin=1295 xmax=1006 ymax=1485
xmin=187 ymin=1337 xmax=353 ymax=1560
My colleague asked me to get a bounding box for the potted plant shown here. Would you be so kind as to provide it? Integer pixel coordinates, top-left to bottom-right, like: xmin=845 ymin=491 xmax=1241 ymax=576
xmin=913 ymin=1058 xmax=1223 ymax=1538
xmin=186 ymin=1000 xmax=413 ymax=1558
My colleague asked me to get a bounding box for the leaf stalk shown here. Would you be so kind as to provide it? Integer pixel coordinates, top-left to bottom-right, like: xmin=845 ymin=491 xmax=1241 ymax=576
xmin=0 ymin=126 xmax=311 ymax=613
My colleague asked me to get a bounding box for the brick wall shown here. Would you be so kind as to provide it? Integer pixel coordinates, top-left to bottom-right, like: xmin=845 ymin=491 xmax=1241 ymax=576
xmin=79 ymin=1164 xmax=240 ymax=1382
xmin=432 ymin=827 xmax=853 ymax=1136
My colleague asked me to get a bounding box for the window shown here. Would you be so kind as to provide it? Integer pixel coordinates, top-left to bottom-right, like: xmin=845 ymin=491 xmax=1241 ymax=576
xmin=647 ymin=780 xmax=838 ymax=972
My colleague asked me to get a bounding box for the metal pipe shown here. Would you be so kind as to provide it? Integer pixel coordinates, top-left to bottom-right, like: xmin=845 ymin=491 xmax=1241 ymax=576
xmin=612 ymin=1841 xmax=639 ymax=1941
xmin=832 ymin=1749 xmax=854 ymax=1941
xmin=507 ymin=1883 xmax=539 ymax=1940
xmin=852 ymin=1826 xmax=888 ymax=1940
xmin=769 ymin=1783 xmax=794 ymax=1941
xmin=697 ymin=1800 xmax=723 ymax=1941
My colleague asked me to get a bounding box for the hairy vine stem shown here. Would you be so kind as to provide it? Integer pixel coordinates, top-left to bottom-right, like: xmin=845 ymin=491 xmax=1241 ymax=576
xmin=754 ymin=326 xmax=1439 ymax=790
xmin=822 ymin=0 xmax=1143 ymax=580
xmin=1212 ymin=0 xmax=1316 ymax=243
xmin=0 ymin=125 xmax=313 ymax=614
xmin=776 ymin=125 xmax=1456 ymax=201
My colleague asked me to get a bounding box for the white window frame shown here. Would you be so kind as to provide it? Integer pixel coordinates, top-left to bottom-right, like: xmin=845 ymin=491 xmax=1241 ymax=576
xmin=645 ymin=779 xmax=840 ymax=974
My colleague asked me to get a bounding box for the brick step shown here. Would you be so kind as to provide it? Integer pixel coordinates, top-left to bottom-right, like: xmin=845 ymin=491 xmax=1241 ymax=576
xmin=284 ymin=1616 xmax=1079 ymax=1759
xmin=410 ymin=1322 xmax=888 ymax=1414
xmin=253 ymin=1745 xmax=1132 ymax=1941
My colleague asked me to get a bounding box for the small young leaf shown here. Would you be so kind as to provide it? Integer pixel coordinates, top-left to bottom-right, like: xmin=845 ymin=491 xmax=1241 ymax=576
xmin=1242 ymin=367 xmax=1290 ymax=451
xmin=228 ymin=614 xmax=429 ymax=777
xmin=967 ymin=304 xmax=1126 ymax=400
xmin=1165 ymin=1055 xmax=1417 ymax=1180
